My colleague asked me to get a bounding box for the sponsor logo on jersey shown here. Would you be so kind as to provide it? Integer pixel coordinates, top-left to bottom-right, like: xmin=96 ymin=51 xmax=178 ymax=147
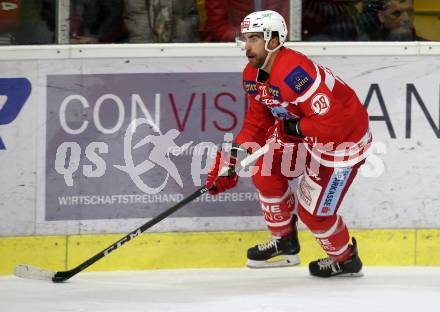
xmin=284 ymin=66 xmax=314 ymax=94
xmin=299 ymin=179 xmax=312 ymax=207
xmin=298 ymin=173 xmax=322 ymax=215
xmin=244 ymin=81 xmax=281 ymax=100
xmin=311 ymin=93 xmax=330 ymax=115
xmin=317 ymin=167 xmax=352 ymax=216
xmin=269 ymin=85 xmax=280 ymax=100
xmin=243 ymin=80 xmax=258 ymax=94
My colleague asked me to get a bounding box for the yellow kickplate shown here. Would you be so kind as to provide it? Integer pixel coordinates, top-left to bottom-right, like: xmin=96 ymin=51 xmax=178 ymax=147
xmin=0 ymin=236 xmax=66 ymax=275
xmin=416 ymin=230 xmax=440 ymax=265
xmin=1 ymin=229 xmax=440 ymax=275
xmin=67 ymin=232 xmax=269 ymax=271
xmin=351 ymin=229 xmax=416 ymax=266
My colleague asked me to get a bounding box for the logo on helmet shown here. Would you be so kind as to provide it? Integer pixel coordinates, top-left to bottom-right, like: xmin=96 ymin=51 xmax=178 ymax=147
xmin=241 ymin=21 xmax=250 ymax=32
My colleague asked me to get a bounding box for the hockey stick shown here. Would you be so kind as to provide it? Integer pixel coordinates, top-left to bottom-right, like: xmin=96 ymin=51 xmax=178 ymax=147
xmin=14 ymin=142 xmax=270 ymax=283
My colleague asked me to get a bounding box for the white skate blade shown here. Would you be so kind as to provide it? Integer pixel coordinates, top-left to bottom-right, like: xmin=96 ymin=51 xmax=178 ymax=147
xmin=14 ymin=264 xmax=56 ymax=281
xmin=246 ymin=254 xmax=300 ymax=269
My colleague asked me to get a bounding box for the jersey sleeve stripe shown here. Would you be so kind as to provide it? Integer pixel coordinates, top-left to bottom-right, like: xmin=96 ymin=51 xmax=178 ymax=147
xmin=292 ymin=63 xmax=321 ymax=105
xmin=323 ymin=66 xmax=336 ymax=91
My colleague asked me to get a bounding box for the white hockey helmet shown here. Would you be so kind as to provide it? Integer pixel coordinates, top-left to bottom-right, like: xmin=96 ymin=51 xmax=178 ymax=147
xmin=240 ymin=10 xmax=288 ymax=52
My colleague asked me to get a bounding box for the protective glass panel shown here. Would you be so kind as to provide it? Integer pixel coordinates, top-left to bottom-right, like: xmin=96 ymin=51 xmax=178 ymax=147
xmin=1 ymin=0 xmax=438 ymax=45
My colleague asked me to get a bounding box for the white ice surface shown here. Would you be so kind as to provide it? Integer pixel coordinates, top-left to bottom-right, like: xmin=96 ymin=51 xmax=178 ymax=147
xmin=1 ymin=267 xmax=439 ymax=312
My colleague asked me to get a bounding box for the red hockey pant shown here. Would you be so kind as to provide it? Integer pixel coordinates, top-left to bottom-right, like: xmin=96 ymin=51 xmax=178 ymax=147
xmin=251 ymin=143 xmax=364 ymax=260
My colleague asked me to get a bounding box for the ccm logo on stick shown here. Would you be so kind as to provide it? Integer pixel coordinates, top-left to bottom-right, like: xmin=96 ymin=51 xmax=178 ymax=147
xmin=0 ymin=78 xmax=32 ymax=150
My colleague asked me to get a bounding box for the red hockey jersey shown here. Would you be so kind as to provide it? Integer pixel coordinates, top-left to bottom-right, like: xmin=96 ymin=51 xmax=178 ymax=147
xmin=235 ymin=47 xmax=371 ymax=167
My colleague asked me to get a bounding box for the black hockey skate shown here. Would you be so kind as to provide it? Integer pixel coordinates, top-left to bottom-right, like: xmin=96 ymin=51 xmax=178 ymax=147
xmin=309 ymin=237 xmax=363 ymax=278
xmin=246 ymin=227 xmax=300 ymax=268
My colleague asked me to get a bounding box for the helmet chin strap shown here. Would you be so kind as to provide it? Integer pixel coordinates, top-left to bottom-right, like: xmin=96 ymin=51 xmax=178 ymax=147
xmin=260 ymin=51 xmax=272 ymax=70
xmin=260 ymin=36 xmax=283 ymax=70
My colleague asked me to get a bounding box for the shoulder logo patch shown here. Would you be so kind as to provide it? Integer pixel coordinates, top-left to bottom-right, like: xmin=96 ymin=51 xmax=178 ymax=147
xmin=284 ymin=66 xmax=314 ymax=94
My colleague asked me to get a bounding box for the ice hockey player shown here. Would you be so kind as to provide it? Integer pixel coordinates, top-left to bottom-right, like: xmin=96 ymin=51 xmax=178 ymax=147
xmin=206 ymin=10 xmax=372 ymax=277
